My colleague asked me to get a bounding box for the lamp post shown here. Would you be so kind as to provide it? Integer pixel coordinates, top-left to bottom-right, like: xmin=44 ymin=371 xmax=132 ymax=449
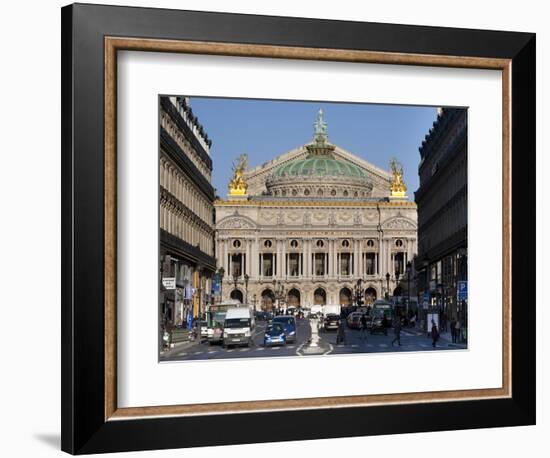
xmin=253 ymin=294 xmax=257 ymax=313
xmin=244 ymin=273 xmax=249 ymax=305
xmin=232 ymin=272 xmax=239 ymax=302
xmin=385 ymin=272 xmax=390 ymax=300
xmin=217 ymin=267 xmax=225 ymax=302
xmin=395 ymin=268 xmax=401 ymax=300
xmin=406 ymin=261 xmax=412 ymax=318
xmin=272 ymin=279 xmax=277 ymax=312
xmin=354 ymin=278 xmax=364 ymax=307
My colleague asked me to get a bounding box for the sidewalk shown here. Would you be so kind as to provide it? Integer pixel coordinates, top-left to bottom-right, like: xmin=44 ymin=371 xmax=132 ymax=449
xmin=160 ymin=334 xmax=202 ymax=359
xmin=401 ymin=326 xmax=468 ymax=349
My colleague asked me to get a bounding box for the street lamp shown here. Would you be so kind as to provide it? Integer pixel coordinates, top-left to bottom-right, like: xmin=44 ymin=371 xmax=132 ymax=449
xmin=395 ymin=268 xmax=401 ymax=305
xmin=354 ymin=278 xmax=364 ymax=307
xmin=253 ymin=293 xmax=257 ymax=313
xmin=232 ymin=272 xmax=239 ymax=302
xmin=385 ymin=272 xmax=390 ymax=300
xmin=406 ymin=261 xmax=412 ymax=318
xmin=244 ymin=273 xmax=249 ymax=305
xmin=217 ymin=266 xmax=225 ymax=302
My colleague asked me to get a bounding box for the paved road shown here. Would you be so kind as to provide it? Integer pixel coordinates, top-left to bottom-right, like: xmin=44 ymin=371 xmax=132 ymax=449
xmin=160 ymin=318 xmax=465 ymax=362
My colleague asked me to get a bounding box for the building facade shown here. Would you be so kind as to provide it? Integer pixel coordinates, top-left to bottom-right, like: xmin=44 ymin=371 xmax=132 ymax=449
xmin=159 ymin=96 xmax=216 ymax=328
xmin=215 ymin=110 xmax=418 ymax=310
xmin=415 ymin=107 xmax=467 ymax=326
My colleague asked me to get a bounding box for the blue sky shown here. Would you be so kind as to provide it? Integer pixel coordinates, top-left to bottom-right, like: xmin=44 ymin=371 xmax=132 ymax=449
xmin=188 ymin=97 xmax=438 ymax=196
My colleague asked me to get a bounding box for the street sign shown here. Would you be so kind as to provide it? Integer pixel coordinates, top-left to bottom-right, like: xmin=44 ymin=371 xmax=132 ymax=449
xmin=457 ymin=281 xmax=468 ymax=301
xmin=162 ymin=277 xmax=176 ymax=290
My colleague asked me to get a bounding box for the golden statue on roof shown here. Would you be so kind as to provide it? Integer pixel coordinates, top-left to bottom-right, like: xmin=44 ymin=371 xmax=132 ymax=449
xmin=389 ymin=158 xmax=407 ymax=199
xmin=228 ymin=153 xmax=249 ymax=197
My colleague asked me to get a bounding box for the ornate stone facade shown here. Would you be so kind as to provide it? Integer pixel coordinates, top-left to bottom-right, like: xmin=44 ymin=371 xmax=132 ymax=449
xmin=159 ymin=96 xmax=216 ymax=327
xmin=215 ymin=110 xmax=418 ymax=309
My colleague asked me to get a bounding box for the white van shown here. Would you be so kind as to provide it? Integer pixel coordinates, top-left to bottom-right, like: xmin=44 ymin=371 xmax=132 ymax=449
xmin=222 ymin=307 xmax=255 ymax=347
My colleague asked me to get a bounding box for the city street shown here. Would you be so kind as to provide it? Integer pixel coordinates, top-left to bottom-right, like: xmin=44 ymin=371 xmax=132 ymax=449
xmin=160 ymin=318 xmax=465 ymax=362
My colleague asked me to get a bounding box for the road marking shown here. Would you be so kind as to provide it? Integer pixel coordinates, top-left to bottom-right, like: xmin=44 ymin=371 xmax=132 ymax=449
xmin=255 ymin=347 xmax=265 ymax=351
xmin=193 ymin=351 xmax=203 ymax=355
xmin=379 ymin=343 xmax=388 ymax=348
xmin=366 ymin=344 xmax=373 ymax=348
xmin=227 ymin=349 xmax=235 ymax=352
xmin=324 ymin=344 xmax=334 ymax=355
xmin=420 ymin=343 xmax=428 ymax=348
xmin=271 ymin=347 xmax=281 ymax=350
xmin=178 ymin=352 xmax=187 ymax=356
xmin=208 ymin=351 xmax=217 ymax=354
xmin=239 ymin=348 xmax=248 ymax=352
xmin=351 ymin=344 xmax=358 ymax=348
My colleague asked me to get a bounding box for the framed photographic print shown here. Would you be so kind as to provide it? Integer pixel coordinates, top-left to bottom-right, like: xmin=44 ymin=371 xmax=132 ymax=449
xmin=61 ymin=3 xmax=536 ymax=454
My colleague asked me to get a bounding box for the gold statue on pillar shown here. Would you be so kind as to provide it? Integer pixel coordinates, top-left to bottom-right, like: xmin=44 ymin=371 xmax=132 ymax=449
xmin=228 ymin=153 xmax=249 ymax=197
xmin=389 ymin=158 xmax=407 ymax=199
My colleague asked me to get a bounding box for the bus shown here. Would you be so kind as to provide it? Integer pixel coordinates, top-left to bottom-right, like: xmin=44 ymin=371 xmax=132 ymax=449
xmin=369 ymin=300 xmax=394 ymax=334
xmin=205 ymin=300 xmax=244 ymax=344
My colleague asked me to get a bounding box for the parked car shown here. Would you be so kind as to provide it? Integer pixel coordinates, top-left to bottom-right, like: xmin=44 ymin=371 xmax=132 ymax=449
xmin=346 ymin=312 xmax=363 ymax=329
xmin=272 ymin=315 xmax=297 ymax=343
xmin=263 ymin=323 xmax=287 ymax=347
xmin=323 ymin=314 xmax=340 ymax=331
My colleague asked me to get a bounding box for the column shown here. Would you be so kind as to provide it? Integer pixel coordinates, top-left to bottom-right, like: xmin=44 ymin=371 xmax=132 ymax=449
xmin=275 ymin=240 xmax=281 ymax=278
xmin=328 ymin=240 xmax=334 ymax=277
xmin=281 ymin=240 xmax=287 ymax=280
xmin=304 ymin=240 xmax=310 ymax=278
xmin=357 ymin=240 xmax=362 ymax=277
xmin=259 ymin=253 xmax=263 ymax=280
xmin=245 ymin=239 xmax=251 ymax=276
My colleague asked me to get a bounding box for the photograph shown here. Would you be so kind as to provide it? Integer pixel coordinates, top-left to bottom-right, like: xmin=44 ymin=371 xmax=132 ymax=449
xmin=158 ymin=96 xmax=468 ymax=361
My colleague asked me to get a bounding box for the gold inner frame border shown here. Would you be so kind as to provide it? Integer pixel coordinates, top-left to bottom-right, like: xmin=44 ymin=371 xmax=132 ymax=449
xmin=104 ymin=37 xmax=512 ymax=421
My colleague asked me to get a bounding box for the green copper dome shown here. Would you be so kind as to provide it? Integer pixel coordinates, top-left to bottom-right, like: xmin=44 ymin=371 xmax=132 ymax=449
xmin=272 ymin=154 xmax=367 ymax=179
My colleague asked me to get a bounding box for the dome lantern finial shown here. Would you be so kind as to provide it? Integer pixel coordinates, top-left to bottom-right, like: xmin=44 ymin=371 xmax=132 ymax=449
xmin=313 ymin=108 xmax=328 ymax=146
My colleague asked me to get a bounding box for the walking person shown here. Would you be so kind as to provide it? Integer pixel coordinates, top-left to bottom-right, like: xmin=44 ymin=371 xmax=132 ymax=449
xmin=431 ymin=319 xmax=440 ymax=348
xmin=455 ymin=320 xmax=462 ymax=343
xmin=391 ymin=316 xmax=402 ymax=346
xmin=450 ymin=318 xmax=457 ymax=343
xmin=360 ymin=313 xmax=368 ymax=340
xmin=336 ymin=318 xmax=346 ymax=345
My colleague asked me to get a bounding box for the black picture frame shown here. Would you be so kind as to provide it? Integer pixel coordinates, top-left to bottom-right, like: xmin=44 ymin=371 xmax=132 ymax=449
xmin=61 ymin=3 xmax=535 ymax=454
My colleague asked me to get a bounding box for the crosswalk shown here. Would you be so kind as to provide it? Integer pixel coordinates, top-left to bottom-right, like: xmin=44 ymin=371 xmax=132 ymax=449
xmin=176 ymin=344 xmax=299 ymax=358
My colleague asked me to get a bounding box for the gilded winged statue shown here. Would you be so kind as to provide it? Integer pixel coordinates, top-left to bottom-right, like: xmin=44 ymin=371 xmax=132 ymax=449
xmin=228 ymin=153 xmax=249 ymax=196
xmin=389 ymin=158 xmax=407 ymax=197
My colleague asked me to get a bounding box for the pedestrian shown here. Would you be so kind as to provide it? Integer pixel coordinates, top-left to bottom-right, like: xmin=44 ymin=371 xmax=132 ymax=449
xmin=455 ymin=320 xmax=462 ymax=343
xmin=431 ymin=320 xmax=440 ymax=348
xmin=360 ymin=313 xmax=368 ymax=340
xmin=450 ymin=318 xmax=457 ymax=343
xmin=337 ymin=318 xmax=346 ymax=345
xmin=391 ymin=317 xmax=402 ymax=346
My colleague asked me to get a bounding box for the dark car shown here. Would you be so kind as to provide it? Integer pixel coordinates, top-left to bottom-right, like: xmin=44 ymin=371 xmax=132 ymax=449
xmin=323 ymin=314 xmax=340 ymax=331
xmin=272 ymin=315 xmax=297 ymax=343
xmin=255 ymin=311 xmax=267 ymax=321
xmin=369 ymin=313 xmax=389 ymax=335
xmin=263 ymin=323 xmax=287 ymax=347
xmin=346 ymin=312 xmax=363 ymax=329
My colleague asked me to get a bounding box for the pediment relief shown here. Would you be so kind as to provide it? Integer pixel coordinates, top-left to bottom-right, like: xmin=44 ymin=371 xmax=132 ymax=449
xmin=382 ymin=217 xmax=417 ymax=230
xmin=216 ymin=216 xmax=256 ymax=230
